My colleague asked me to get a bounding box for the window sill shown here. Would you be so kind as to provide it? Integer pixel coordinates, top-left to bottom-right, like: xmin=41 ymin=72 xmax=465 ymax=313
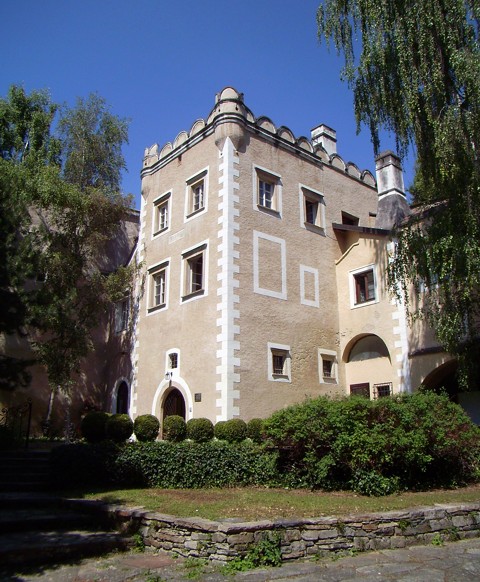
xmin=257 ymin=205 xmax=281 ymax=218
xmin=304 ymin=222 xmax=326 ymax=235
xmin=147 ymin=303 xmax=166 ymax=314
xmin=186 ymin=207 xmax=205 ymax=220
xmin=153 ymin=226 xmax=169 ymax=237
xmin=182 ymin=289 xmax=205 ymax=302
xmin=352 ymin=298 xmax=377 ymax=309
xmin=271 ymin=374 xmax=291 ymax=382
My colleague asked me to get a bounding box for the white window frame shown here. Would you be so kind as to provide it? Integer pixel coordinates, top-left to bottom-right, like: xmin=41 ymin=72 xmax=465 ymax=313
xmin=185 ymin=168 xmax=208 ymax=220
xmin=165 ymin=348 xmax=181 ymax=380
xmin=318 ymin=349 xmax=338 ymax=384
xmin=268 ymin=342 xmax=291 ymax=382
xmin=299 ymin=184 xmax=326 ymax=234
xmin=349 ymin=264 xmax=378 ymax=308
xmin=181 ymin=242 xmax=208 ymax=302
xmin=152 ymin=191 xmax=171 ymax=237
xmin=147 ymin=260 xmax=170 ymax=314
xmin=253 ymin=165 xmax=282 ymax=216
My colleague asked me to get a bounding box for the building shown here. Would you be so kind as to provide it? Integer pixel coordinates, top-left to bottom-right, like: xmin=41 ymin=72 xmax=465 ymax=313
xmin=128 ymin=86 xmax=471 ymax=427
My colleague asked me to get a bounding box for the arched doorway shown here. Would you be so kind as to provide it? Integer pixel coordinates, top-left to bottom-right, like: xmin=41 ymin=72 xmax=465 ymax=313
xmin=162 ymin=388 xmax=186 ymax=421
xmin=116 ymin=381 xmax=129 ymax=414
xmin=344 ymin=334 xmax=393 ymax=398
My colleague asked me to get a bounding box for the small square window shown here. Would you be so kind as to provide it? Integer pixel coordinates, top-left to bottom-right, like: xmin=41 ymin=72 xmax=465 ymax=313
xmin=114 ymin=298 xmax=129 ymax=333
xmin=318 ymin=349 xmax=337 ymax=383
xmin=268 ymin=342 xmax=291 ymax=382
xmin=148 ymin=262 xmax=168 ymax=312
xmin=373 ymin=383 xmax=392 ymax=398
xmin=354 ymin=269 xmax=375 ymax=304
xmin=153 ymin=192 xmax=171 ymax=236
xmin=182 ymin=244 xmax=207 ymax=301
xmin=300 ymin=186 xmax=325 ymax=232
xmin=255 ymin=167 xmax=281 ymax=215
xmin=350 ymin=383 xmax=370 ymax=398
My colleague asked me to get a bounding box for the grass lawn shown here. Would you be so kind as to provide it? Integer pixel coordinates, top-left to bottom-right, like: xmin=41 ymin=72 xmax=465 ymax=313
xmin=74 ymin=484 xmax=480 ymax=522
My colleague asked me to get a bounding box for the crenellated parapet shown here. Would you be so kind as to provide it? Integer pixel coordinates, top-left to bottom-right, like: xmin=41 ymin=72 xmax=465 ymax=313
xmin=142 ymin=87 xmax=376 ymax=188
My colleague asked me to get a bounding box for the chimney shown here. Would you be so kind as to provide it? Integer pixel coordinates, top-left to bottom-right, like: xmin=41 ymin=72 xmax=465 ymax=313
xmin=311 ymin=124 xmax=337 ymax=156
xmin=375 ymin=151 xmax=410 ymax=229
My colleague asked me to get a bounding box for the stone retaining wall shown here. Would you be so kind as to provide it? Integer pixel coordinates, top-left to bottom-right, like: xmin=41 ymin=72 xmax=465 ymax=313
xmin=71 ymin=500 xmax=480 ymax=563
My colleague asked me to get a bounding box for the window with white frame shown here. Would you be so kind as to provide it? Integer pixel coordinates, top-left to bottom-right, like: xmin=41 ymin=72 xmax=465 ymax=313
xmin=182 ymin=244 xmax=207 ymax=300
xmin=373 ymin=382 xmax=392 ymax=398
xmin=148 ymin=262 xmax=168 ymax=312
xmin=300 ymin=186 xmax=325 ymax=232
xmin=186 ymin=169 xmax=207 ymax=218
xmin=268 ymin=342 xmax=291 ymax=382
xmin=318 ymin=349 xmax=338 ymax=383
xmin=153 ymin=192 xmax=171 ymax=236
xmin=350 ymin=265 xmax=377 ymax=307
xmin=254 ymin=166 xmax=281 ymax=215
xmin=114 ymin=298 xmax=129 ymax=333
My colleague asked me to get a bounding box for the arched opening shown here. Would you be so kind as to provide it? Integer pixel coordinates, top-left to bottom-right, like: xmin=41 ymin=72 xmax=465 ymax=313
xmin=162 ymin=388 xmax=186 ymax=421
xmin=116 ymin=381 xmax=129 ymax=414
xmin=422 ymin=360 xmax=459 ymax=401
xmin=344 ymin=334 xmax=393 ymax=398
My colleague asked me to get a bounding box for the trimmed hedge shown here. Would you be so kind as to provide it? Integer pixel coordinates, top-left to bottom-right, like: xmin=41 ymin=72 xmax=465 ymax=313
xmin=263 ymin=392 xmax=480 ymax=495
xmin=134 ymin=414 xmax=160 ymax=442
xmin=51 ymin=440 xmax=279 ymax=489
xmin=247 ymin=418 xmax=264 ymax=444
xmin=163 ymin=415 xmax=187 ymax=442
xmin=186 ymin=417 xmax=214 ymax=443
xmin=105 ymin=414 xmax=134 ymax=443
xmin=214 ymin=419 xmax=247 ymax=443
xmin=80 ymin=411 xmax=110 ymax=443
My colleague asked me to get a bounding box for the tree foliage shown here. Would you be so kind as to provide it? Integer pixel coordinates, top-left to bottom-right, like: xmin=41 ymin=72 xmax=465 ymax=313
xmin=317 ymin=0 xmax=480 ymax=385
xmin=0 ymin=85 xmax=132 ymax=391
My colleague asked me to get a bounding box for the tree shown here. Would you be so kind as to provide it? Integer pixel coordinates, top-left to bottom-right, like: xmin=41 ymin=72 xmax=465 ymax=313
xmin=0 ymin=86 xmax=132 ymax=397
xmin=317 ymin=0 xmax=480 ymax=386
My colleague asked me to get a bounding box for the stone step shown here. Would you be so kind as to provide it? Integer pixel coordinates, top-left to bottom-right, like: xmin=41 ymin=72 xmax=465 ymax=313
xmin=0 ymin=529 xmax=131 ymax=567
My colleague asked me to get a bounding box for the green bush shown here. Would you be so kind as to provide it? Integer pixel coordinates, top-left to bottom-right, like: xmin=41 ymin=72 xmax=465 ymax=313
xmin=247 ymin=418 xmax=264 ymax=444
xmin=225 ymin=419 xmax=248 ymax=443
xmin=114 ymin=440 xmax=279 ymax=488
xmin=105 ymin=414 xmax=133 ymax=443
xmin=263 ymin=393 xmax=480 ymax=495
xmin=186 ymin=417 xmax=214 ymax=443
xmin=134 ymin=414 xmax=160 ymax=442
xmin=214 ymin=420 xmax=228 ymax=441
xmin=80 ymin=411 xmax=110 ymax=443
xmin=163 ymin=415 xmax=187 ymax=442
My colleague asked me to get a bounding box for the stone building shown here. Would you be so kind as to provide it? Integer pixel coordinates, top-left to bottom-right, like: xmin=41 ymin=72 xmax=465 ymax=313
xmin=127 ymin=87 xmax=469 ymax=426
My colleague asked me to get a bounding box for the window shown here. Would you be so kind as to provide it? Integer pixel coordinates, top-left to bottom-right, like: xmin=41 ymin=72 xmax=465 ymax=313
xmin=254 ymin=166 xmax=282 ymax=215
xmin=341 ymin=211 xmax=359 ymax=226
xmin=350 ymin=383 xmax=370 ymax=398
xmin=182 ymin=244 xmax=207 ymax=301
xmin=186 ymin=169 xmax=208 ymax=218
xmin=148 ymin=262 xmax=169 ymax=313
xmin=373 ymin=383 xmax=392 ymax=398
xmin=318 ymin=349 xmax=338 ymax=383
xmin=114 ymin=298 xmax=129 ymax=333
xmin=350 ymin=266 xmax=377 ymax=307
xmin=268 ymin=342 xmax=291 ymax=382
xmin=153 ymin=192 xmax=171 ymax=236
xmin=354 ymin=270 xmax=375 ymax=304
xmin=169 ymin=353 xmax=178 ymax=369
xmin=300 ymin=186 xmax=325 ymax=232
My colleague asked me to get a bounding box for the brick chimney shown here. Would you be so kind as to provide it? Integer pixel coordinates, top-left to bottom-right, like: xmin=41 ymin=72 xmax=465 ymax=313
xmin=375 ymin=151 xmax=410 ymax=229
xmin=311 ymin=124 xmax=337 ymax=156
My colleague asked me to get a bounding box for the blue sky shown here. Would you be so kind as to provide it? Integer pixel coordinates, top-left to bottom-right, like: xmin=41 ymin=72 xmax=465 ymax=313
xmin=1 ymin=1 xmax=413 ymax=209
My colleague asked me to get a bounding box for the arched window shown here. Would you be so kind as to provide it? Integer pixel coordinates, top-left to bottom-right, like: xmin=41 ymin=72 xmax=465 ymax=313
xmin=348 ymin=335 xmax=390 ymax=362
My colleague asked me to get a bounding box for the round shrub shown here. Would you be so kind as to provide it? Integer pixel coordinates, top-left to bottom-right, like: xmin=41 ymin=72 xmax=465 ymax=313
xmin=105 ymin=413 xmax=133 ymax=443
xmin=186 ymin=417 xmax=214 ymax=443
xmin=222 ymin=419 xmax=247 ymax=443
xmin=214 ymin=420 xmax=228 ymax=441
xmin=80 ymin=411 xmax=110 ymax=443
xmin=134 ymin=414 xmax=160 ymax=442
xmin=163 ymin=415 xmax=187 ymax=442
xmin=247 ymin=418 xmax=264 ymax=444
